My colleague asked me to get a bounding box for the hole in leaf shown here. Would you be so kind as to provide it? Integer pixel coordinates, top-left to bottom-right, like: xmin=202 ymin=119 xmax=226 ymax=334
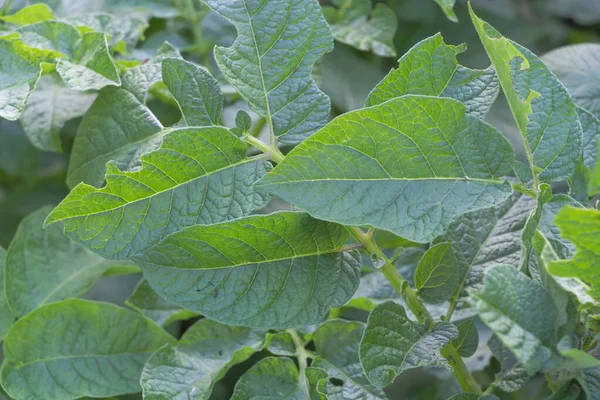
xmin=329 ymin=378 xmax=344 ymax=387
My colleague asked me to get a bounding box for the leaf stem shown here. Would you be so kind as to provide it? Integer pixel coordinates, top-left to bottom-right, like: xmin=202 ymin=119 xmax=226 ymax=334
xmin=441 ymin=344 xmax=483 ymax=394
xmin=288 ymin=329 xmax=310 ymax=397
xmin=244 ymin=135 xmax=285 ymax=163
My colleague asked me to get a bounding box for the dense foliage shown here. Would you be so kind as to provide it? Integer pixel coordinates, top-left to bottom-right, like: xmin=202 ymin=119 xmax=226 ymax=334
xmin=1 ymin=0 xmax=600 ymax=399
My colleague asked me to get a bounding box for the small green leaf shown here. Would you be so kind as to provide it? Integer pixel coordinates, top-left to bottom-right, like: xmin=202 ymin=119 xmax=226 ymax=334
xmin=469 ymin=5 xmax=583 ymax=182
xmin=162 ymin=58 xmax=223 ymax=127
xmin=367 ymin=34 xmax=499 ymax=119
xmin=5 ymin=206 xmax=133 ymax=318
xmin=359 ymin=301 xmax=457 ymax=387
xmin=1 ymin=299 xmax=175 ymax=400
xmin=549 ymin=207 xmax=600 ymax=303
xmin=313 ymin=320 xmax=387 ymax=399
xmin=231 ymin=357 xmax=307 ymax=399
xmin=323 ymin=0 xmax=398 ymax=57
xmin=125 ymin=279 xmax=196 ymax=327
xmin=433 ymin=0 xmax=457 ymax=22
xmin=0 ymin=246 xmax=15 ymax=341
xmin=204 ymin=0 xmax=333 ymax=145
xmin=133 ymin=212 xmax=361 ymax=329
xmin=452 ymin=320 xmax=479 ymax=358
xmin=267 ymin=331 xmax=297 ymax=356
xmin=0 ymin=4 xmax=54 ymax=25
xmin=415 ymin=242 xmax=459 ymax=304
xmin=258 ymin=95 xmax=514 ymax=244
xmin=141 ymin=319 xmax=266 ymax=400
xmin=20 ymin=74 xmax=95 ymax=152
xmin=470 ymin=265 xmax=558 ymax=375
xmin=47 ymin=127 xmax=271 ymax=259
xmin=56 ymin=32 xmax=121 ymax=91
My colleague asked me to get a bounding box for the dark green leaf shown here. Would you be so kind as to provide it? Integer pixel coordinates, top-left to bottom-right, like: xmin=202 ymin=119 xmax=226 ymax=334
xmin=415 ymin=242 xmax=459 ymax=304
xmin=452 ymin=320 xmax=479 ymax=358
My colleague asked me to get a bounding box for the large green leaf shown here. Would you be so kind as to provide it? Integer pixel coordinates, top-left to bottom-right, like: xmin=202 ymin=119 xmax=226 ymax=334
xmin=141 ymin=319 xmax=266 ymax=400
xmin=0 ymin=40 xmax=41 ymax=120
xmin=322 ymin=0 xmax=398 ymax=57
xmin=312 ymin=320 xmax=387 ymax=399
xmin=367 ymin=34 xmax=499 ymax=119
xmin=257 ymin=95 xmax=514 ymax=244
xmin=46 ymin=127 xmax=271 ymax=259
xmin=125 ymin=279 xmax=196 ymax=327
xmin=0 ymin=246 xmax=14 ymax=341
xmin=359 ymin=301 xmax=457 ymax=387
xmin=1 ymin=299 xmax=175 ymax=400
xmin=469 ymin=6 xmax=583 ymax=182
xmin=542 ymin=44 xmax=600 ymax=117
xmin=469 ymin=265 xmax=558 ymax=374
xmin=20 ymin=74 xmax=95 ymax=152
xmin=133 ymin=212 xmax=361 ymax=329
xmin=549 ymin=207 xmax=600 ymax=303
xmin=204 ymin=0 xmax=333 ymax=145
xmin=5 ymin=206 xmax=133 ymax=317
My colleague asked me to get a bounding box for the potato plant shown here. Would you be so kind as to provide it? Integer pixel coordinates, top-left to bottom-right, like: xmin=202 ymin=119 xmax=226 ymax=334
xmin=0 ymin=0 xmax=600 ymax=399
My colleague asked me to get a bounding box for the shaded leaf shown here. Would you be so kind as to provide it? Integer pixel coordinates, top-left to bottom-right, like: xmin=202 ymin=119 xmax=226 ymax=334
xmin=488 ymin=335 xmax=530 ymax=393
xmin=0 ymin=40 xmax=41 ymax=120
xmin=452 ymin=320 xmax=479 ymax=358
xmin=231 ymin=357 xmax=308 ymax=399
xmin=415 ymin=242 xmax=459 ymax=304
xmin=0 ymin=246 xmax=14 ymax=341
xmin=433 ymin=0 xmax=457 ymax=22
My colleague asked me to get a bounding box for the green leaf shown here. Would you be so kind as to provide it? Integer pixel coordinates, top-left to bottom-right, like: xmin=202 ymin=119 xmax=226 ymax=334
xmin=267 ymin=331 xmax=296 ymax=356
xmin=488 ymin=335 xmax=530 ymax=393
xmin=538 ymin=194 xmax=583 ymax=260
xmin=415 ymin=242 xmax=459 ymax=304
xmin=46 ymin=126 xmax=271 ymax=259
xmin=15 ymin=21 xmax=80 ymax=58
xmin=469 ymin=5 xmax=583 ymax=182
xmin=65 ymin=12 xmax=148 ymax=48
xmin=0 ymin=4 xmax=54 ymax=25
xmin=367 ymin=34 xmax=499 ymax=119
xmin=0 ymin=246 xmax=15 ymax=342
xmin=322 ymin=0 xmax=398 ymax=57
xmin=435 ymin=191 xmax=535 ymax=302
xmin=257 ymin=95 xmax=514 ymax=244
xmin=577 ymin=366 xmax=600 ymax=400
xmin=568 ymin=107 xmax=600 ymax=199
xmin=162 ymin=58 xmax=223 ymax=127
xmin=359 ymin=301 xmax=457 ymax=387
xmin=141 ymin=318 xmax=266 ymax=400
xmin=231 ymin=357 xmax=308 ymax=399
xmin=549 ymin=207 xmax=600 ymax=303
xmin=433 ymin=0 xmax=457 ymax=22
xmin=542 ymin=44 xmax=600 ymax=117
xmin=5 ymin=206 xmax=133 ymax=318
xmin=469 ymin=265 xmax=558 ymax=375
xmin=56 ymin=32 xmax=121 ymax=91
xmin=312 ymin=320 xmax=387 ymax=399
xmin=20 ymin=74 xmax=95 ymax=152
xmin=0 ymin=40 xmax=41 ymax=120
xmin=1 ymin=299 xmax=175 ymax=400
xmin=125 ymin=279 xmax=196 ymax=327
xmin=133 ymin=212 xmax=361 ymax=329
xmin=452 ymin=320 xmax=479 ymax=358
xmin=204 ymin=0 xmax=334 ymax=145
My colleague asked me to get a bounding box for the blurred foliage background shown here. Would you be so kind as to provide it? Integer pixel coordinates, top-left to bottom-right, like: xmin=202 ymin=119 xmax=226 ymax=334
xmin=0 ymin=0 xmax=599 ymax=398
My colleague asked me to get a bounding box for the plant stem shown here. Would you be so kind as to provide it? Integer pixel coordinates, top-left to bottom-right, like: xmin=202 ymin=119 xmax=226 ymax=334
xmin=441 ymin=345 xmax=483 ymax=394
xmin=244 ymin=135 xmax=285 ymax=163
xmin=288 ymin=329 xmax=310 ymax=396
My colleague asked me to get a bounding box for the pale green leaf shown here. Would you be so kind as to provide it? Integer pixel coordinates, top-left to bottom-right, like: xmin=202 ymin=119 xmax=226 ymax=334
xmin=0 ymin=246 xmax=15 ymax=342
xmin=470 ymin=6 xmax=583 ymax=182
xmin=359 ymin=301 xmax=457 ymax=387
xmin=542 ymin=44 xmax=600 ymax=117
xmin=125 ymin=279 xmax=196 ymax=327
xmin=5 ymin=206 xmax=134 ymax=318
xmin=162 ymin=58 xmax=223 ymax=127
xmin=1 ymin=299 xmax=175 ymax=400
xmin=433 ymin=0 xmax=457 ymax=22
xmin=435 ymin=191 xmax=535 ymax=301
xmin=267 ymin=331 xmax=296 ymax=356
xmin=132 ymin=212 xmax=361 ymax=329
xmin=549 ymin=207 xmax=600 ymax=303
xmin=141 ymin=319 xmax=266 ymax=400
xmin=231 ymin=357 xmax=308 ymax=400
xmin=323 ymin=0 xmax=398 ymax=57
xmin=470 ymin=265 xmax=558 ymax=374
xmin=415 ymin=242 xmax=459 ymax=304
xmin=56 ymin=32 xmax=121 ymax=91
xmin=367 ymin=34 xmax=499 ymax=119
xmin=312 ymin=320 xmax=387 ymax=399
xmin=204 ymin=0 xmax=334 ymax=145
xmin=0 ymin=4 xmax=54 ymax=25
xmin=65 ymin=12 xmax=148 ymax=48
xmin=0 ymin=40 xmax=41 ymax=120
xmin=20 ymin=74 xmax=95 ymax=152
xmin=47 ymin=127 xmax=271 ymax=259
xmin=452 ymin=320 xmax=479 ymax=358
xmin=257 ymin=95 xmax=514 ymax=244
xmin=488 ymin=335 xmax=530 ymax=393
